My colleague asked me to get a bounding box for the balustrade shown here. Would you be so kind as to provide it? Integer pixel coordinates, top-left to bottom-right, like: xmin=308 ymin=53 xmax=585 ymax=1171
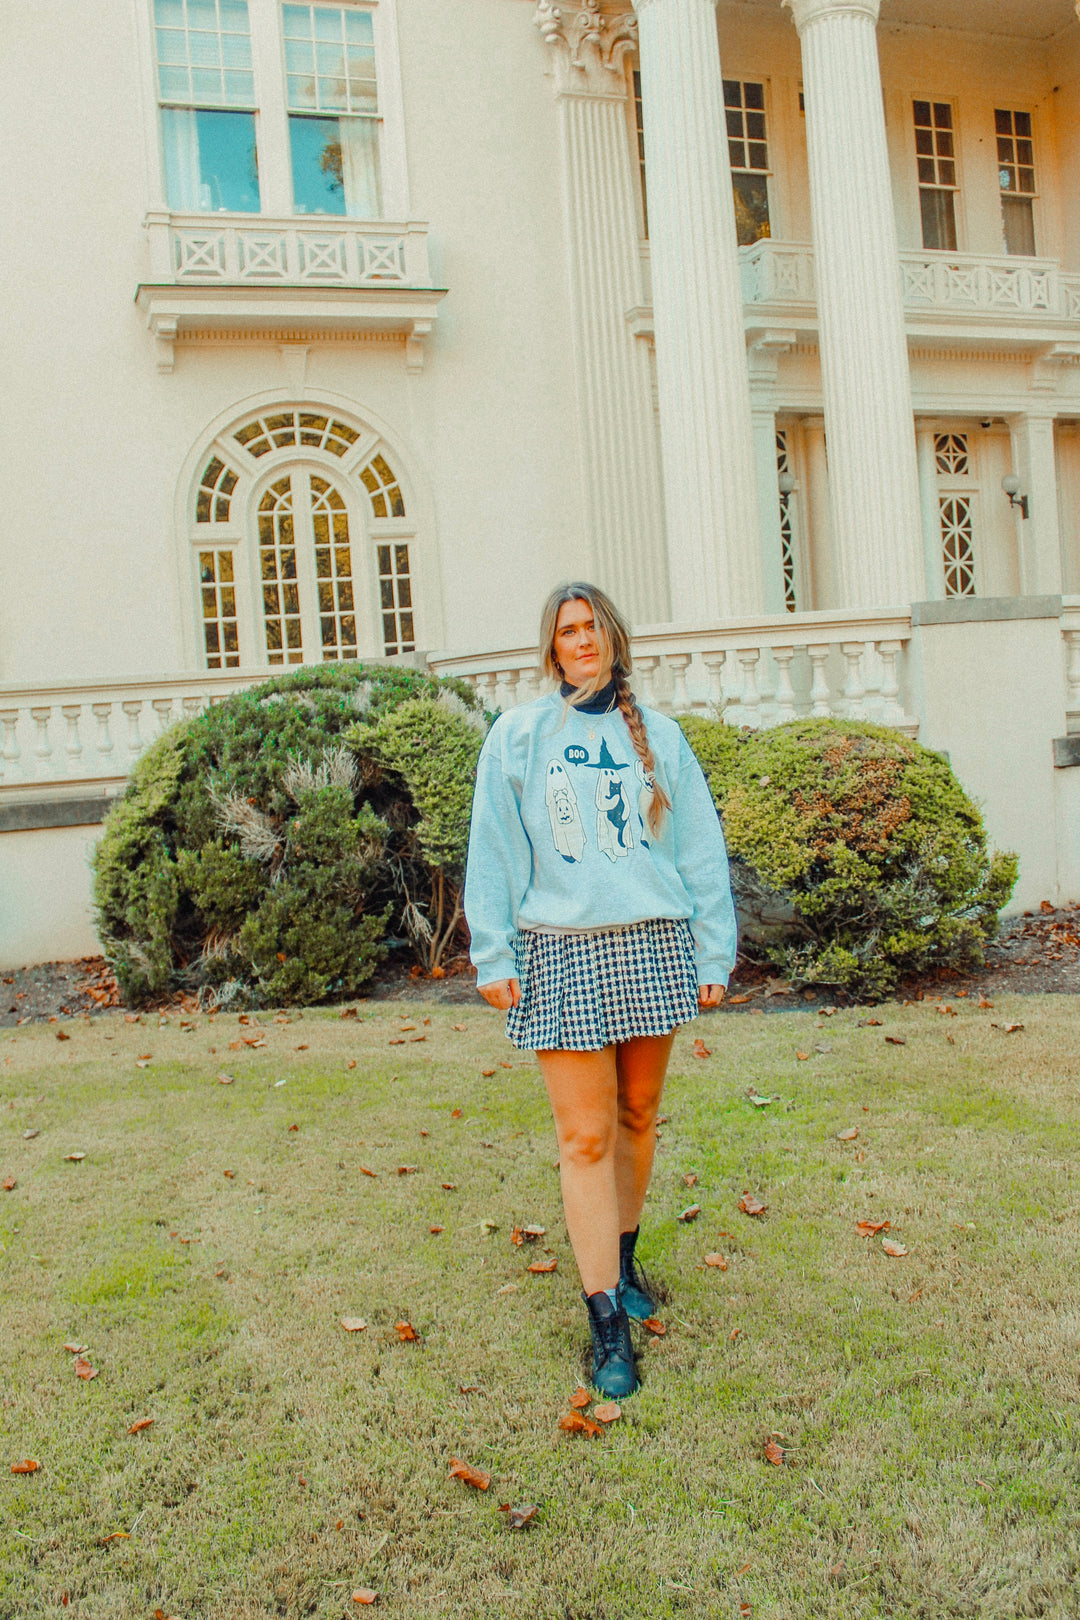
xmin=145 ymin=212 xmax=434 ymax=289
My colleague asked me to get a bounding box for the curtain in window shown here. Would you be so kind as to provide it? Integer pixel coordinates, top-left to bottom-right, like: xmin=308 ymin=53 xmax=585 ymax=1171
xmin=340 ymin=117 xmax=380 ymax=217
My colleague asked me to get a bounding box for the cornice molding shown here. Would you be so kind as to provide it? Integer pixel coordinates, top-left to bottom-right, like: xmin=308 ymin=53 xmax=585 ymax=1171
xmin=534 ymin=1 xmax=637 ymax=96
xmin=782 ymin=0 xmax=881 ymax=31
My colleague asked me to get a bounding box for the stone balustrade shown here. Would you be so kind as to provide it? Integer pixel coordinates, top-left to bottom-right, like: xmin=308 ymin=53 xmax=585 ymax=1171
xmin=144 ymin=211 xmax=434 ymax=288
xmin=430 ymin=609 xmax=920 ymax=733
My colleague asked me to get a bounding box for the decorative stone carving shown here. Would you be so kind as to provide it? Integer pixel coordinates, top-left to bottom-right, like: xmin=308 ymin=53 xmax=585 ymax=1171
xmin=533 ymin=0 xmax=638 ymax=95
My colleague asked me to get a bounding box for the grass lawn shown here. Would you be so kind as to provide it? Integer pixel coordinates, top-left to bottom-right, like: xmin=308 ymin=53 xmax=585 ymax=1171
xmin=2 ymin=994 xmax=1079 ymax=1620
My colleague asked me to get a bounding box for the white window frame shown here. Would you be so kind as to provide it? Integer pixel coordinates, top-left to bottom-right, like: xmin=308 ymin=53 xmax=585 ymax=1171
xmin=911 ymin=95 xmax=964 ymax=254
xmin=722 ymin=75 xmax=774 ymax=247
xmin=138 ymin=0 xmax=409 ymax=220
xmin=183 ymin=401 xmax=421 ymax=669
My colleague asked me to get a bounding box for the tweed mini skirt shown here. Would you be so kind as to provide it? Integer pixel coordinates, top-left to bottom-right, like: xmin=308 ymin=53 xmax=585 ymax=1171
xmin=505 ymin=916 xmax=699 ymax=1052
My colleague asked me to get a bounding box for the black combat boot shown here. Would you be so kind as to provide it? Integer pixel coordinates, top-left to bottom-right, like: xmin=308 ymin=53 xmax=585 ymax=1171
xmin=583 ymin=1284 xmax=639 ymax=1398
xmin=618 ymin=1226 xmax=657 ymax=1321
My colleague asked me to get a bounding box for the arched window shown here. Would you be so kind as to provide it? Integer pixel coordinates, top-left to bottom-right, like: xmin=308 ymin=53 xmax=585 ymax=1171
xmin=188 ymin=403 xmax=419 ymax=669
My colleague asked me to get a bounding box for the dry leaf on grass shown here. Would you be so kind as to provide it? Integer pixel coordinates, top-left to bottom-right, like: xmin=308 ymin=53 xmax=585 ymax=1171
xmin=10 ymin=1459 xmax=39 ymax=1474
xmin=450 ymin=1107 xmax=462 ymax=1119
xmin=359 ymin=1166 xmax=377 ymax=1178
xmin=836 ymin=1127 xmax=859 ymax=1142
xmin=64 ymin=1153 xmax=85 ymax=1163
xmin=2 ymin=1177 xmax=15 ymax=1192
xmin=449 ymin=1456 xmax=491 ymax=1489
xmin=451 ymin=1023 xmax=467 ymax=1032
xmin=506 ymin=1502 xmax=539 ymax=1529
xmin=429 ymin=1225 xmax=445 ymax=1235
xmin=568 ymin=1386 xmax=591 ymax=1410
xmin=527 ymin=1256 xmax=558 ymax=1273
xmin=56 ymin=1030 xmax=71 ymax=1042
xmin=856 ymin=1219 xmax=891 ymax=1237
xmin=62 ymin=1342 xmax=85 ymax=1354
xmin=738 ymin=1192 xmax=767 ymax=1217
xmin=795 ymin=1050 xmax=810 ymax=1061
xmin=216 ymin=1072 xmax=234 ymax=1086
xmin=704 ymin=1253 xmax=728 ymax=1269
xmin=763 ymin=1438 xmax=786 ymax=1466
xmin=558 ymin=1411 xmax=602 ymax=1437
xmin=643 ymin=1317 xmax=667 ymax=1336
xmin=991 ymin=1022 xmax=1024 ymax=1034
xmin=100 ymin=1532 xmax=130 ymax=1544
xmin=394 ymin=1321 xmax=420 ymax=1342
xmin=881 ymin=1237 xmax=909 ymax=1257
xmin=678 ymin=1204 xmax=701 ymax=1222
xmin=74 ymin=1357 xmax=98 ymax=1380
xmin=978 ymin=997 xmax=994 ymax=1009
xmin=858 ymin=1017 xmax=883 ymax=1027
xmin=885 ymin=1035 xmax=907 ymax=1046
xmin=739 ymin=1604 xmax=752 ymax=1618
xmin=730 ymin=1327 xmax=742 ymax=1341
xmin=441 ymin=1182 xmax=456 ymax=1191
xmin=341 ymin=1318 xmax=367 ymax=1333
xmin=593 ymin=1401 xmax=621 ymax=1423
xmin=683 ymin=1172 xmax=699 ymax=1188
xmin=397 ymin=1165 xmax=418 ymax=1175
xmin=481 ymin=1068 xmax=496 ymax=1077
xmin=22 ymin=1129 xmax=39 ymax=1140
xmin=346 ymin=1059 xmax=357 ymax=1070
xmin=351 ymin=1589 xmax=378 ymax=1605
xmin=692 ymin=1039 xmax=711 ymax=1058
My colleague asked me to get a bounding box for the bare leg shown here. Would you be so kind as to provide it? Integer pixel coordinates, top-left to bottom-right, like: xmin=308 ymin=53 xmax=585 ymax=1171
xmin=537 ymin=1046 xmax=620 ymax=1296
xmin=614 ymin=1030 xmax=677 ymax=1234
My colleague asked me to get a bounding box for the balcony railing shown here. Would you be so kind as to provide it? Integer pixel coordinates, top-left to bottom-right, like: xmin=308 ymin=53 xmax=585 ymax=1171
xmin=737 ymin=239 xmax=1080 ymax=329
xmin=144 ymin=211 xmax=435 ymax=288
xmin=430 ymin=610 xmax=920 ymax=734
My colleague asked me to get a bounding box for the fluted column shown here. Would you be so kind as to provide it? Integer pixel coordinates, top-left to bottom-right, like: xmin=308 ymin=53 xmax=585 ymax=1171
xmin=634 ymin=0 xmax=763 ymax=620
xmin=534 ymin=2 xmax=670 ymax=623
xmin=784 ymin=0 xmax=924 ymax=607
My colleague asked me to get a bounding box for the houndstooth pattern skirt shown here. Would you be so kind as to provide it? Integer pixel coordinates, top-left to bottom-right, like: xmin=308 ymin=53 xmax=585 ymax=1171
xmin=505 ymin=917 xmax=699 ymax=1052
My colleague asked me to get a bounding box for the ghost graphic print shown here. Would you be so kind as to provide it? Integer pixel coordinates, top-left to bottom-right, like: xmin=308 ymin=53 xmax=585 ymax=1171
xmin=591 ymin=739 xmax=634 ymax=863
xmin=545 ymin=760 xmax=586 ymax=862
xmin=634 ymin=758 xmax=654 ymax=846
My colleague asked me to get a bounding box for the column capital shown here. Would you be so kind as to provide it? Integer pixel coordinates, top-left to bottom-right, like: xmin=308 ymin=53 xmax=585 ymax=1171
xmin=782 ymin=0 xmax=880 ymax=31
xmin=534 ymin=1 xmax=637 ymax=96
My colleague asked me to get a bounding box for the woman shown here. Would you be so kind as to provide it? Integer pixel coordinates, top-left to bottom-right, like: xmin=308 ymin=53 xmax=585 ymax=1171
xmin=463 ymin=583 xmax=736 ymax=1398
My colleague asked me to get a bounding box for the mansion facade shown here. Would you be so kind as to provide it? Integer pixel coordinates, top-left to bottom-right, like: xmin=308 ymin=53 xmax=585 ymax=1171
xmin=2 ymin=0 xmax=1080 ymax=962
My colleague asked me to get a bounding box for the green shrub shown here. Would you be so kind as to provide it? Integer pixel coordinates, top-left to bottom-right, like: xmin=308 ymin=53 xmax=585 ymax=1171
xmin=92 ymin=666 xmax=489 ymax=1007
xmin=680 ymin=715 xmax=1017 ymax=998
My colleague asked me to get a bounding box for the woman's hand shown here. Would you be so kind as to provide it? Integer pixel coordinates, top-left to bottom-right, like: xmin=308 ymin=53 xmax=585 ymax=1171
xmin=478 ymin=978 xmax=521 ymax=1010
xmin=698 ymin=984 xmax=725 ymax=1009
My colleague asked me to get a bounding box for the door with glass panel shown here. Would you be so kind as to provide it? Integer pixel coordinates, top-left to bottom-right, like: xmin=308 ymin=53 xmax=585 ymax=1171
xmin=257 ymin=468 xmax=366 ymax=664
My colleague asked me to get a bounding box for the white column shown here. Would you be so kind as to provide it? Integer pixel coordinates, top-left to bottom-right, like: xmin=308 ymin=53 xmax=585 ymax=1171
xmin=535 ymin=4 xmax=670 ymax=623
xmin=634 ymin=0 xmax=763 ymax=620
xmin=783 ymin=0 xmax=924 ymax=607
xmin=803 ymin=417 xmax=835 ymax=610
xmin=915 ymin=425 xmax=947 ymax=600
xmin=1008 ymin=413 xmax=1064 ymax=595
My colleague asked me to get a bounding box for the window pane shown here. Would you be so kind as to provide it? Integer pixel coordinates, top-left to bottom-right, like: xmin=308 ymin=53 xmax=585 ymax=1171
xmin=932 ymin=102 xmax=952 ymax=127
xmin=289 ymin=113 xmax=380 ymax=216
xmin=155 ymin=0 xmax=253 ymax=108
xmin=161 ymin=106 xmax=260 ymax=211
xmin=994 ymin=107 xmax=1012 ymax=135
xmin=745 ymin=111 xmax=766 ymax=141
xmin=913 ymin=100 xmax=931 ymax=126
xmin=722 ymin=79 xmax=742 ymax=107
xmin=728 ymin=140 xmax=746 ymax=170
xmin=732 ymin=172 xmax=770 ymax=244
xmin=915 ymin=127 xmax=933 ymax=155
xmin=747 ymin=142 xmax=768 ymax=171
xmin=1014 ymin=111 xmax=1032 ymax=137
xmin=744 ymin=82 xmax=765 ymax=111
xmin=920 ymin=186 xmax=957 ymax=251
xmin=345 ymin=9 xmax=373 ymax=42
xmin=937 ymin=159 xmax=955 ymax=187
xmin=1002 ymin=194 xmax=1036 ymax=256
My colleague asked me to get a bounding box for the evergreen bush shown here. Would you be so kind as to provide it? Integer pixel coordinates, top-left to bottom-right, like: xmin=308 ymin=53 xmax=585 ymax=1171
xmin=92 ymin=665 xmax=488 ymax=1006
xmin=680 ymin=715 xmax=1017 ymax=998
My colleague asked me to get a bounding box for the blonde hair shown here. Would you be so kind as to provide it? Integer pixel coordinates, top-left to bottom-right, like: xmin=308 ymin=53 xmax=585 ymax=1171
xmin=538 ymin=581 xmax=671 ymax=836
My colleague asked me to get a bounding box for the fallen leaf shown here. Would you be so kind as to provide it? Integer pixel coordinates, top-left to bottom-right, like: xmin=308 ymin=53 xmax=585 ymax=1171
xmin=498 ymin=1060 xmax=512 ymax=1068
xmin=295 ymin=1044 xmax=308 ymax=1051
xmin=450 ymin=1107 xmax=462 ymax=1119
xmin=288 ymin=1124 xmax=299 ymax=1132
xmin=507 ymin=1502 xmax=539 ymax=1529
xmin=683 ymin=1172 xmax=699 ymax=1187
xmin=223 ymin=1169 xmax=235 ymax=1179
xmin=736 ymin=1561 xmax=752 ymax=1575
xmin=388 ymin=1039 xmax=406 ymax=1047
xmin=510 ymin=1226 xmax=524 ymax=1246
xmin=451 ymin=1024 xmax=467 ymax=1032
xmin=74 ymin=1356 xmax=98 ymax=1380
xmin=127 ymin=1417 xmax=154 ymax=1434
xmin=216 ymin=1072 xmax=234 ymax=1085
xmin=692 ymin=1039 xmax=711 ymax=1059
xmin=359 ymin=1166 xmax=377 ymax=1177
xmin=763 ymin=1438 xmax=785 ymax=1466
xmin=856 ymin=1219 xmax=891 ymax=1237
xmin=56 ymin=1029 xmax=71 ymax=1042
xmin=978 ymin=997 xmax=994 ymax=1010
xmin=351 ymin=1590 xmax=378 ymax=1605
xmin=429 ymin=1225 xmax=445 ymax=1234
xmin=593 ymin=1401 xmax=621 ymax=1423
xmin=991 ymin=1022 xmax=1024 ymax=1034
xmin=346 ymin=1059 xmax=357 ymax=1070
xmin=643 ymin=1317 xmax=667 ymax=1335
xmin=100 ymin=1532 xmax=130 ymax=1543
xmin=656 ymin=1114 xmax=670 ymax=1125
xmin=728 ymin=993 xmax=752 ymax=1004
xmin=677 ymin=1204 xmax=701 ymax=1223
xmin=397 ymin=1165 xmax=418 ymax=1175
xmin=730 ymin=1327 xmax=742 ymax=1341
xmin=340 ymin=1006 xmax=358 ymax=1019
xmin=569 ymin=1386 xmax=591 ymax=1410
xmin=704 ymin=1253 xmax=729 ymax=1269
xmin=738 ymin=1193 xmax=767 ymax=1217
xmin=481 ymin=1068 xmax=496 ymax=1077
xmin=449 ymin=1456 xmax=491 ymax=1489
xmin=22 ymin=1129 xmax=40 ymax=1140
xmin=522 ymin=1224 xmax=546 ymax=1240
xmin=739 ymin=1605 xmax=752 ymax=1618
xmin=747 ymin=1091 xmax=772 ymax=1107
xmin=795 ymin=1050 xmax=810 ymax=1061
xmin=558 ymin=1411 xmax=602 ymax=1437
xmin=527 ymin=1256 xmax=558 ymax=1273
xmin=884 ymin=1036 xmax=906 ymax=1046
xmin=64 ymin=1153 xmax=86 ymax=1163
xmin=459 ymin=1384 xmax=481 ymax=1394
xmin=881 ymin=1238 xmax=909 ymax=1257
xmin=341 ymin=1318 xmax=368 ymax=1333
xmin=2 ymin=1177 xmax=15 ymax=1191
xmin=908 ymin=1288 xmax=923 ymax=1303
xmin=975 ymin=1477 xmax=993 ymax=1491
xmin=62 ymin=1342 xmax=85 ymax=1353
xmin=394 ymin=1321 xmax=420 ymax=1342
xmin=409 ymin=1036 xmax=427 ymax=1044
xmin=441 ymin=1182 xmax=456 ymax=1190
xmin=858 ymin=1018 xmax=883 ymax=1027
xmin=10 ymin=1458 xmax=39 ymax=1474
xmin=836 ymin=1127 xmax=859 ymax=1142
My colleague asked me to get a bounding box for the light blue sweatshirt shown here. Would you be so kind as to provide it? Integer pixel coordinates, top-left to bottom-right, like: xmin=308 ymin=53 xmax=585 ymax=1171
xmin=464 ymin=691 xmax=737 ymax=988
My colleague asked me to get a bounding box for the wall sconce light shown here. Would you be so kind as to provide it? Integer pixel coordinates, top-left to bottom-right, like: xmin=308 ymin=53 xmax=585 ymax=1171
xmin=1001 ymin=473 xmax=1029 ymax=520
xmin=778 ymin=470 xmax=797 ymax=496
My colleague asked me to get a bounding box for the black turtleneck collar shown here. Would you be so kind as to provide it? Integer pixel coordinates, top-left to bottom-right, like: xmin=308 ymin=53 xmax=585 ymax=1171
xmin=560 ymin=677 xmax=621 ymax=715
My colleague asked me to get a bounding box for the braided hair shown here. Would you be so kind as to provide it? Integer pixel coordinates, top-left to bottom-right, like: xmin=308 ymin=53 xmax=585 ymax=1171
xmin=538 ymin=581 xmax=672 ymax=837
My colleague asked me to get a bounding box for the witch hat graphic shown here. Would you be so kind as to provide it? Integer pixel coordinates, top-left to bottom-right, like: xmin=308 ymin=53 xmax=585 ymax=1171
xmin=583 ymin=737 xmax=629 ymax=771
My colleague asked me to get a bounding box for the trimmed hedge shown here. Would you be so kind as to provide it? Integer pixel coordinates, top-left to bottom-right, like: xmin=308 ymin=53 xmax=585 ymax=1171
xmin=680 ymin=715 xmax=1017 ymax=998
xmin=92 ymin=665 xmax=488 ymax=1007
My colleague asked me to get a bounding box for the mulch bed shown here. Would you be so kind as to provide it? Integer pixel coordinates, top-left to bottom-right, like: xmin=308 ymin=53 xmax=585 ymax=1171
xmin=3 ymin=903 xmax=1078 ymax=1027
